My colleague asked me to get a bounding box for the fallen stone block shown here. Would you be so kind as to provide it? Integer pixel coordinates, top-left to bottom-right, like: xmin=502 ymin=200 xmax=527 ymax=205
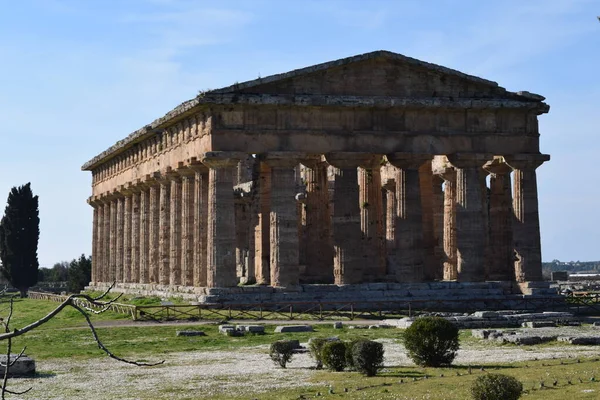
xmin=274 ymin=325 xmax=314 ymax=333
xmin=558 ymin=336 xmax=600 ymax=345
xmin=176 ymin=330 xmax=206 ymax=337
xmin=0 ymin=355 xmax=35 ymax=377
xmin=471 ymin=311 xmax=499 ymax=319
xmin=333 ymin=322 xmax=343 ymax=329
xmin=237 ymin=325 xmax=265 ymax=334
xmin=218 ymin=325 xmax=236 ymax=333
xmin=522 ymin=321 xmax=557 ymax=328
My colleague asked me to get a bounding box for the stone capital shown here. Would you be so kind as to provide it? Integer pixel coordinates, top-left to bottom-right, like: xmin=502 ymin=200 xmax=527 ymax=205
xmin=436 ymin=167 xmax=456 ymax=182
xmin=324 ymin=152 xmax=376 ymax=169
xmin=386 ymin=153 xmax=432 ymax=169
xmin=87 ymin=196 xmax=102 ymax=207
xmin=483 ymin=157 xmax=512 ymax=175
xmin=504 ymin=154 xmax=550 ymax=171
xmin=447 ymin=153 xmax=493 ymax=169
xmin=187 ymin=157 xmax=209 ymax=173
xmin=201 ymin=151 xmax=246 ymax=168
xmin=143 ymin=172 xmax=161 ymax=186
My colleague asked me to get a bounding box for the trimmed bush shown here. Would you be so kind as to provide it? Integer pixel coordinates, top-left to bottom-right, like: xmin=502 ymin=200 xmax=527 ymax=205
xmin=402 ymin=316 xmax=459 ymax=367
xmin=308 ymin=338 xmax=328 ymax=369
xmin=471 ymin=373 xmax=523 ymax=400
xmin=345 ymin=338 xmax=368 ymax=370
xmin=322 ymin=341 xmax=347 ymax=371
xmin=269 ymin=340 xmax=296 ymax=368
xmin=351 ymin=340 xmax=384 ymax=376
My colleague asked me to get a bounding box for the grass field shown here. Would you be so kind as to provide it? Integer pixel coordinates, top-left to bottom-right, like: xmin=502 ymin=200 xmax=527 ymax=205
xmin=2 ymin=296 xmax=600 ymax=399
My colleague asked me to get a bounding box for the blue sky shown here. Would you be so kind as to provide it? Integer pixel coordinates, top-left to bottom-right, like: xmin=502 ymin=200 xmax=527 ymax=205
xmin=0 ymin=0 xmax=598 ymax=268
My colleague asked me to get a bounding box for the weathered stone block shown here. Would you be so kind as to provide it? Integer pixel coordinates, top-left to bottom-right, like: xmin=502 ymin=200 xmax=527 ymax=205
xmin=0 ymin=355 xmax=35 ymax=377
xmin=333 ymin=322 xmax=343 ymax=329
xmin=176 ymin=330 xmax=206 ymax=337
xmin=274 ymin=325 xmax=313 ymax=333
xmin=237 ymin=325 xmax=265 ymax=334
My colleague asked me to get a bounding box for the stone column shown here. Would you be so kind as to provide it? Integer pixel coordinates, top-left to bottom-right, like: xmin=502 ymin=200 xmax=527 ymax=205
xmin=484 ymin=158 xmax=514 ymax=281
xmin=168 ymin=172 xmax=182 ymax=286
xmin=202 ymin=152 xmax=244 ymax=287
xmin=358 ymin=159 xmax=386 ymax=281
xmin=505 ymin=154 xmax=550 ymax=282
xmin=383 ymin=181 xmax=396 ymax=261
xmin=301 ymin=159 xmax=333 ymax=283
xmin=191 ymin=164 xmax=209 ymax=287
xmin=439 ymin=168 xmax=457 ymax=281
xmin=122 ymin=187 xmax=132 ymax=283
xmin=432 ymin=175 xmax=445 ymax=280
xmin=447 ymin=153 xmax=492 ymax=282
xmin=254 ymin=162 xmax=271 ymax=285
xmin=109 ymin=195 xmax=118 ymax=282
xmin=130 ymin=185 xmax=141 ymax=283
xmin=148 ymin=178 xmax=160 ymax=283
xmin=158 ymin=175 xmax=171 ymax=285
xmin=139 ymin=183 xmax=150 ymax=284
xmin=419 ymin=160 xmax=437 ymax=281
xmin=325 ymin=153 xmax=373 ymax=285
xmin=115 ymin=194 xmax=125 ymax=283
xmin=102 ymin=196 xmax=111 ymax=283
xmin=386 ymin=153 xmax=432 ymax=283
xmin=180 ymin=171 xmax=195 ymax=286
xmin=264 ymin=153 xmax=301 ymax=287
xmin=89 ymin=198 xmax=100 ymax=284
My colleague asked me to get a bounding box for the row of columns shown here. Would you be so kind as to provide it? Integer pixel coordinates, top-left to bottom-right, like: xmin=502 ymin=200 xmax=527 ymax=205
xmin=90 ymin=151 xmax=548 ymax=288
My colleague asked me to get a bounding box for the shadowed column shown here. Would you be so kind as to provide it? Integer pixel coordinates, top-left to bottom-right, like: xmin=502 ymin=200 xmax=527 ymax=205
xmin=190 ymin=163 xmax=209 ymax=287
xmin=254 ymin=162 xmax=271 ymax=285
xmin=325 ymin=153 xmax=374 ymax=285
xmin=139 ymin=183 xmax=150 ymax=284
xmin=300 ymin=159 xmax=333 ymax=283
xmin=202 ymin=152 xmax=244 ymax=287
xmin=148 ymin=176 xmax=160 ymax=283
xmin=447 ymin=153 xmax=492 ymax=282
xmin=264 ymin=153 xmax=302 ymax=287
xmin=180 ymin=169 xmax=195 ymax=286
xmin=505 ymin=154 xmax=550 ymax=282
xmin=168 ymin=170 xmax=182 ymax=285
xmin=129 ymin=184 xmax=141 ymax=283
xmin=484 ymin=158 xmax=515 ymax=281
xmin=438 ymin=167 xmax=457 ymax=281
xmin=158 ymin=174 xmax=171 ymax=285
xmin=122 ymin=186 xmax=133 ymax=283
xmin=386 ymin=153 xmax=432 ymax=283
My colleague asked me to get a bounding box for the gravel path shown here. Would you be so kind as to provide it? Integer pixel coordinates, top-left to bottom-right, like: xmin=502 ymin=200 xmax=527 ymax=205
xmin=6 ymin=340 xmax=600 ymax=400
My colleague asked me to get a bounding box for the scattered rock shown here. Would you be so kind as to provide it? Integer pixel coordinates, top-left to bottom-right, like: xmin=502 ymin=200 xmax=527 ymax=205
xmin=0 ymin=355 xmax=35 ymax=377
xmin=274 ymin=325 xmax=313 ymax=333
xmin=176 ymin=330 xmax=206 ymax=337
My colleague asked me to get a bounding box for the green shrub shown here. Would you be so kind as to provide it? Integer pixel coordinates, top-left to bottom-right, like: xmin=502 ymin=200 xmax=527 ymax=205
xmin=322 ymin=341 xmax=347 ymax=371
xmin=471 ymin=373 xmax=523 ymax=400
xmin=402 ymin=316 xmax=459 ymax=367
xmin=308 ymin=338 xmax=328 ymax=369
xmin=351 ymin=340 xmax=384 ymax=376
xmin=269 ymin=340 xmax=296 ymax=368
xmin=345 ymin=338 xmax=368 ymax=370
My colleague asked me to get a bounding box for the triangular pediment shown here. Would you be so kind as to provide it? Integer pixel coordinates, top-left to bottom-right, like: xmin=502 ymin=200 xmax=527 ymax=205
xmin=208 ymin=51 xmax=533 ymax=101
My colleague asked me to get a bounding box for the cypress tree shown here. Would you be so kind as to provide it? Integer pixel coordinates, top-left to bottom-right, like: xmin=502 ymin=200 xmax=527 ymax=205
xmin=0 ymin=183 xmax=40 ymax=297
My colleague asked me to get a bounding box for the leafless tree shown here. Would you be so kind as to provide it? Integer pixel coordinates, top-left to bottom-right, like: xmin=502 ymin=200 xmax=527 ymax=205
xmin=0 ymin=285 xmax=164 ymax=399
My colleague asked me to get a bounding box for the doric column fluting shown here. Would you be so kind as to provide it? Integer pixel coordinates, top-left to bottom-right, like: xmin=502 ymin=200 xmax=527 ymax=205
xmin=89 ymin=198 xmax=100 ymax=284
xmin=102 ymin=196 xmax=111 ymax=283
xmin=325 ymin=153 xmax=374 ymax=285
xmin=254 ymin=162 xmax=271 ymax=285
xmin=383 ymin=180 xmax=396 ymax=260
xmin=158 ymin=175 xmax=171 ymax=285
xmin=358 ymin=158 xmax=386 ymax=282
xmin=191 ymin=164 xmax=209 ymax=287
xmin=139 ymin=183 xmax=150 ymax=284
xmin=447 ymin=153 xmax=492 ymax=282
xmin=115 ymin=194 xmax=125 ymax=283
xmin=438 ymin=167 xmax=457 ymax=280
xmin=386 ymin=153 xmax=432 ymax=283
xmin=168 ymin=172 xmax=182 ymax=285
xmin=300 ymin=159 xmax=333 ymax=284
xmin=122 ymin=187 xmax=133 ymax=283
xmin=180 ymin=171 xmax=195 ymax=286
xmin=264 ymin=154 xmax=302 ymax=287
xmin=130 ymin=185 xmax=141 ymax=283
xmin=202 ymin=152 xmax=244 ymax=287
xmin=109 ymin=195 xmax=118 ymax=282
xmin=505 ymin=154 xmax=550 ymax=282
xmin=148 ymin=177 xmax=160 ymax=283
xmin=432 ymin=174 xmax=445 ymax=280
xmin=484 ymin=158 xmax=514 ymax=281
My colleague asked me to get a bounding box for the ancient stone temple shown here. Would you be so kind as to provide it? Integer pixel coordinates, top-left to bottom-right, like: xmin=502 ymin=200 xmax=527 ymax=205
xmin=82 ymin=50 xmax=552 ymax=305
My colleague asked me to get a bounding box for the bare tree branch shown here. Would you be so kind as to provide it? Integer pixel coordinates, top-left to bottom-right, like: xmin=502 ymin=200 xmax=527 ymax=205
xmin=70 ymin=303 xmax=164 ymax=367
xmin=0 ymin=298 xmax=32 ymax=399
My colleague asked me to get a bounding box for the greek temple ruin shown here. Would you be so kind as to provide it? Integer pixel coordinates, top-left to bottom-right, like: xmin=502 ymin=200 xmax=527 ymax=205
xmin=82 ymin=50 xmax=552 ymax=304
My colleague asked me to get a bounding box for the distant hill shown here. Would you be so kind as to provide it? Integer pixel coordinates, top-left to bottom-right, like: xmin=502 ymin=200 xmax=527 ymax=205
xmin=542 ymin=260 xmax=600 ymax=274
